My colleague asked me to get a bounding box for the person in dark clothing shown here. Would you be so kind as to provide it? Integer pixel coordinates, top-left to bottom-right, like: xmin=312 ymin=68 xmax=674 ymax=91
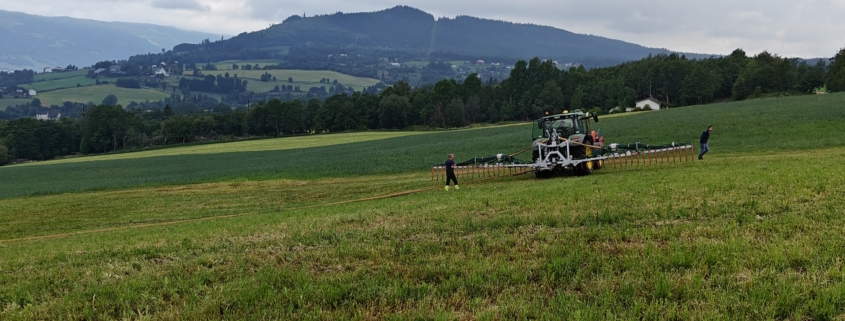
xmin=699 ymin=125 xmax=713 ymax=160
xmin=444 ymin=154 xmax=459 ymax=191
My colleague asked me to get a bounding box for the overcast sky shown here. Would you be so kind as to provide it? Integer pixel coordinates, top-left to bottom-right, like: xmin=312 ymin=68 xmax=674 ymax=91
xmin=3 ymin=0 xmax=844 ymax=58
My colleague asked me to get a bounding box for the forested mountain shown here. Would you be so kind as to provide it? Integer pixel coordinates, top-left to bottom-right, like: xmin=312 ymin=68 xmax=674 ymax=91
xmin=0 ymin=10 xmax=220 ymax=71
xmin=171 ymin=6 xmax=705 ymax=67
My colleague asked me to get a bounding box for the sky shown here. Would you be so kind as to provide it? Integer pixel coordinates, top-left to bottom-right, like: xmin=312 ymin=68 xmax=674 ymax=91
xmin=2 ymin=0 xmax=843 ymax=58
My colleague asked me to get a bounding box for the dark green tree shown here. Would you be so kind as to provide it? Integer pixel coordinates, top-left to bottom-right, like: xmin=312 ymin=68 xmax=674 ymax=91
xmin=444 ymin=98 xmax=465 ymax=128
xmin=826 ymin=47 xmax=845 ymax=92
xmin=0 ymin=143 xmax=9 ymax=165
xmin=378 ymin=94 xmax=410 ymax=129
xmin=570 ymin=86 xmax=584 ymax=111
xmin=534 ymin=80 xmax=564 ymax=115
xmin=280 ymin=100 xmax=303 ymax=134
xmin=80 ymin=105 xmax=138 ymax=153
xmin=680 ymin=64 xmax=719 ymax=105
xmin=102 ymin=94 xmax=118 ymax=106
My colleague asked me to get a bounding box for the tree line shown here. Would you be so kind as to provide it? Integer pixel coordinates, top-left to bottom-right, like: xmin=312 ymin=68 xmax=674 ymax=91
xmin=2 ymin=47 xmax=845 ymax=165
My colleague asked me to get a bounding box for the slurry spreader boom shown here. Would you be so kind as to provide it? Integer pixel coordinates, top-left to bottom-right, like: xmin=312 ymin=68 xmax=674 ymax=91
xmin=431 ymin=111 xmax=695 ymax=181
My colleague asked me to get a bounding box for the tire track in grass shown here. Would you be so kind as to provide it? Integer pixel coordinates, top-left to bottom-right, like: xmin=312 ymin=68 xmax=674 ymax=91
xmin=0 ymin=171 xmax=531 ymax=244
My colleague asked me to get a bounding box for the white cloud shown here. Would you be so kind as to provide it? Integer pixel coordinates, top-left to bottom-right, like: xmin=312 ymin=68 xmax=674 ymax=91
xmin=150 ymin=0 xmax=210 ymax=11
xmin=1 ymin=0 xmax=844 ymax=58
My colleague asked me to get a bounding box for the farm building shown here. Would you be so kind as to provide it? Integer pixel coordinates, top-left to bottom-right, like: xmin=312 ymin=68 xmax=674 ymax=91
xmin=154 ymin=67 xmax=169 ymax=77
xmin=29 ymin=89 xmax=36 ymax=96
xmin=43 ymin=67 xmax=53 ymax=73
xmin=635 ymin=98 xmax=664 ymax=110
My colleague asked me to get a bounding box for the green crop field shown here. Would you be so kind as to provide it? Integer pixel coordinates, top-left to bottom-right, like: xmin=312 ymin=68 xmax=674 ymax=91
xmin=33 ymin=85 xmax=171 ymax=107
xmin=2 ymin=94 xmax=845 ymax=319
xmin=28 ymin=75 xmax=97 ymax=92
xmin=32 ymin=70 xmax=89 ymax=82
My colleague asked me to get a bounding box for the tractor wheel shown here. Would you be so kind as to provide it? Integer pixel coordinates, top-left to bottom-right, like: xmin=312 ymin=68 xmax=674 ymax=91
xmin=570 ymin=136 xmax=594 ymax=159
xmin=534 ymin=170 xmax=553 ymax=179
xmin=577 ymin=160 xmax=594 ymax=176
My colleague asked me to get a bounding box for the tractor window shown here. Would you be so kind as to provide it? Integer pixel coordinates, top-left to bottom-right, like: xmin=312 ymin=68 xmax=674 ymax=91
xmin=551 ymin=119 xmax=576 ymax=137
xmin=534 ymin=117 xmax=585 ymax=140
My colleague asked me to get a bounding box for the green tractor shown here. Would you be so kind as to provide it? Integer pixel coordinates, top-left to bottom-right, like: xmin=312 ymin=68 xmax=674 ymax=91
xmin=531 ymin=111 xmax=604 ymax=178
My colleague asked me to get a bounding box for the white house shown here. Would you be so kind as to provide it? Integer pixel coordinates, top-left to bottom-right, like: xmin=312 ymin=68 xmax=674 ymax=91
xmin=29 ymin=89 xmax=36 ymax=96
xmin=43 ymin=67 xmax=53 ymax=73
xmin=635 ymin=98 xmax=663 ymax=111
xmin=35 ymin=113 xmax=49 ymax=121
xmin=154 ymin=67 xmax=169 ymax=77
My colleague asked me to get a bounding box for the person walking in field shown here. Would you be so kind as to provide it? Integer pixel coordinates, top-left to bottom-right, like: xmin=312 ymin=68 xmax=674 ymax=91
xmin=699 ymin=125 xmax=713 ymax=160
xmin=444 ymin=154 xmax=459 ymax=191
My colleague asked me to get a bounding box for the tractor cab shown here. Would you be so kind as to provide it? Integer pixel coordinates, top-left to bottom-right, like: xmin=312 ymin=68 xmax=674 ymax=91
xmin=532 ymin=111 xmax=598 ymax=142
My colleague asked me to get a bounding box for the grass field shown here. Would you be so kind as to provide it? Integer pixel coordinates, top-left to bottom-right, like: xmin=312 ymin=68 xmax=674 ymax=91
xmin=33 ymin=85 xmax=171 ymax=107
xmin=24 ymin=70 xmax=96 ymax=94
xmin=2 ymin=94 xmax=845 ymax=319
xmin=192 ymin=69 xmax=381 ymax=92
xmin=0 ymin=98 xmax=34 ymax=109
xmin=32 ymin=70 xmax=89 ymax=82
xmin=28 ymin=74 xmax=96 ymax=92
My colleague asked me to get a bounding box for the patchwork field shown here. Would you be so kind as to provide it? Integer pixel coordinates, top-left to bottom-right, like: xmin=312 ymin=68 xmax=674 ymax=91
xmin=33 ymin=85 xmax=171 ymax=107
xmin=32 ymin=70 xmax=89 ymax=82
xmin=28 ymin=70 xmax=96 ymax=93
xmin=198 ymin=69 xmax=381 ymax=92
xmin=1 ymin=93 xmax=845 ymax=319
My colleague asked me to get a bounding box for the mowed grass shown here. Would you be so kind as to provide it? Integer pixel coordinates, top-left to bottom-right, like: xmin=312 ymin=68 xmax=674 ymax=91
xmin=1 ymin=146 xmax=844 ymax=319
xmin=34 ymin=85 xmax=171 ymax=106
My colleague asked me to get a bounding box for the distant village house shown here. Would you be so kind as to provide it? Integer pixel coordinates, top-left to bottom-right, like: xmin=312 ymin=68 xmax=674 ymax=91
xmin=627 ymin=98 xmax=665 ymax=112
xmin=35 ymin=113 xmax=61 ymax=121
xmin=153 ymin=67 xmax=169 ymax=77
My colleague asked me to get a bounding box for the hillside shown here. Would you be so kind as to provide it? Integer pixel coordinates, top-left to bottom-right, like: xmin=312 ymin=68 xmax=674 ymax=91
xmin=2 ymin=94 xmax=845 ymax=318
xmin=173 ymin=6 xmax=707 ymax=68
xmin=0 ymin=10 xmax=221 ymax=71
xmin=2 ymin=93 xmax=843 ymax=199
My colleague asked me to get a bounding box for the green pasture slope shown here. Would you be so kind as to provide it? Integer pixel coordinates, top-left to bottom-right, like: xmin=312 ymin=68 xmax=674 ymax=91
xmin=32 ymin=69 xmax=88 ymax=82
xmin=33 ymin=85 xmax=171 ymax=107
xmin=199 ymin=69 xmax=381 ymax=92
xmin=28 ymin=70 xmax=97 ymax=92
xmin=0 ymin=98 xmax=33 ymax=109
xmin=2 ymin=93 xmax=845 ymax=319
